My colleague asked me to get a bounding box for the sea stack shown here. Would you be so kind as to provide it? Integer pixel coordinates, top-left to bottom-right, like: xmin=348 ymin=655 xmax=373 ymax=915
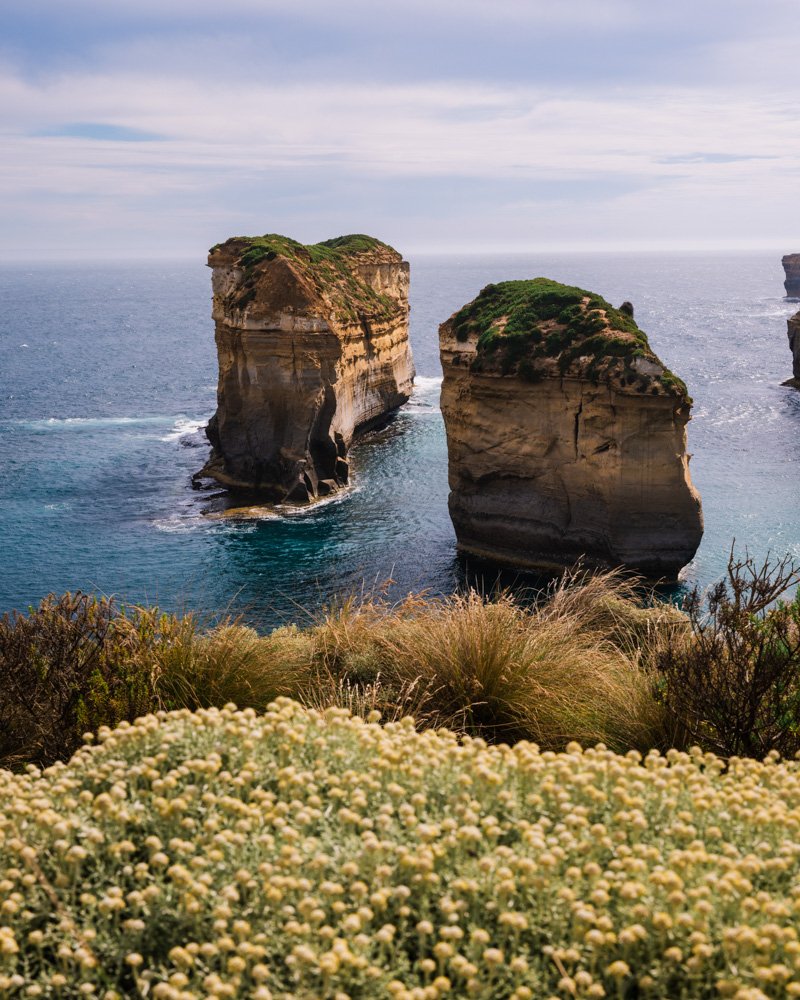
xmin=198 ymin=234 xmax=414 ymax=501
xmin=783 ymin=254 xmax=800 ymax=298
xmin=786 ymin=311 xmax=800 ymax=389
xmin=439 ymin=278 xmax=703 ymax=579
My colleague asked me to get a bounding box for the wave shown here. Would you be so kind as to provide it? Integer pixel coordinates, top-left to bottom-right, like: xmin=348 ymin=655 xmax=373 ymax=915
xmin=695 ymin=400 xmax=785 ymax=429
xmin=414 ymin=375 xmax=443 ymax=390
xmin=4 ymin=415 xmax=212 ymax=443
xmin=405 ymin=375 xmax=443 ymax=415
xmin=7 ymin=415 xmax=171 ymax=431
xmin=276 ymin=483 xmax=361 ymax=518
xmin=159 ymin=417 xmax=208 ymax=443
xmin=748 ymin=307 xmax=799 ymax=318
xmin=152 ymin=514 xmax=252 ymax=534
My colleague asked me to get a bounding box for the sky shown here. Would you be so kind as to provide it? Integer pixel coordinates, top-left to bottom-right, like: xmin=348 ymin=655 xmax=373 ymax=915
xmin=1 ymin=0 xmax=799 ymax=258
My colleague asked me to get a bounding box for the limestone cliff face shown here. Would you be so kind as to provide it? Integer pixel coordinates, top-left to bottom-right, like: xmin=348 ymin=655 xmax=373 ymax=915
xmin=198 ymin=234 xmax=414 ymax=501
xmin=439 ymin=279 xmax=703 ymax=579
xmin=783 ymin=254 xmax=800 ymax=298
xmin=786 ymin=310 xmax=800 ymax=388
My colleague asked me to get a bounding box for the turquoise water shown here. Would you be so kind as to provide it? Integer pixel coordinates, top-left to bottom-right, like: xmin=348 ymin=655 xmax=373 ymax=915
xmin=1 ymin=252 xmax=798 ymax=628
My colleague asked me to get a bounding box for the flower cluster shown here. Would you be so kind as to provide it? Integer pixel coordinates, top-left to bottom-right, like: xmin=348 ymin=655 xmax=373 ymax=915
xmin=2 ymin=699 xmax=800 ymax=999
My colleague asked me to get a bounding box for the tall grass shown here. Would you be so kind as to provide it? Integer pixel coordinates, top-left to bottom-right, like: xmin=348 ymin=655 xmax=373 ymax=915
xmin=305 ymin=576 xmax=671 ymax=752
xmin=2 ymin=573 xmax=674 ymax=768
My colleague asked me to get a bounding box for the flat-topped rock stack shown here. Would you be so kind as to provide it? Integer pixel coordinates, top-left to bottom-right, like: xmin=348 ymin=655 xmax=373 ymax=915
xmin=786 ymin=310 xmax=800 ymax=389
xmin=439 ymin=278 xmax=703 ymax=579
xmin=197 ymin=234 xmax=414 ymax=502
xmin=783 ymin=254 xmax=800 ymax=299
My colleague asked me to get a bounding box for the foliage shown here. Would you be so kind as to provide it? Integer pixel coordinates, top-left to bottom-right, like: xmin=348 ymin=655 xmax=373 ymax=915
xmin=452 ymin=278 xmax=687 ymax=396
xmin=3 ymin=701 xmax=800 ymax=999
xmin=0 ymin=594 xmax=192 ymax=770
xmin=158 ymin=623 xmax=311 ymax=713
xmin=0 ymin=574 xmax=672 ymax=769
xmin=305 ymin=578 xmax=669 ymax=754
xmin=657 ymin=549 xmax=800 ymax=758
xmin=210 ymin=232 xmax=400 ymax=323
xmin=6 ymin=553 xmax=800 ymax=772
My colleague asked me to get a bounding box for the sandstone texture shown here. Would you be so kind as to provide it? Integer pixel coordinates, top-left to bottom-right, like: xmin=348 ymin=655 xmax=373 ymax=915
xmin=439 ymin=278 xmax=703 ymax=578
xmin=785 ymin=310 xmax=800 ymax=388
xmin=783 ymin=254 xmax=800 ymax=298
xmin=198 ymin=234 xmax=414 ymax=501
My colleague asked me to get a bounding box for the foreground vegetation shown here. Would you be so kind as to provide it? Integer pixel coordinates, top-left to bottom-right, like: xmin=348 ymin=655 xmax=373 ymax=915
xmin=3 ymin=700 xmax=800 ymax=998
xmin=2 ymin=553 xmax=800 ymax=771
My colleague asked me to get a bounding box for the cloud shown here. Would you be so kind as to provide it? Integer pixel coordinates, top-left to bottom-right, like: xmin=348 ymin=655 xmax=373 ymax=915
xmin=1 ymin=0 xmax=800 ymax=256
xmin=3 ymin=69 xmax=797 ymax=181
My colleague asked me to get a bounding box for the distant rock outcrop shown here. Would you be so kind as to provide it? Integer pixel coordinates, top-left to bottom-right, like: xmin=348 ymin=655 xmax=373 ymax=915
xmin=439 ymin=278 xmax=703 ymax=579
xmin=786 ymin=310 xmax=800 ymax=389
xmin=197 ymin=234 xmax=414 ymax=502
xmin=783 ymin=254 xmax=800 ymax=298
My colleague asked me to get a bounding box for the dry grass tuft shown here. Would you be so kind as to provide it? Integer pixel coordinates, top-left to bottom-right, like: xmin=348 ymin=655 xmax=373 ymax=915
xmin=1 ymin=571 xmax=682 ymax=767
xmin=304 ymin=572 xmax=674 ymax=752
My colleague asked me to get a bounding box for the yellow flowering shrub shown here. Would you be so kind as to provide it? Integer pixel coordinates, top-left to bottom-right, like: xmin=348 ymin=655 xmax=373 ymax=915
xmin=2 ymin=699 xmax=800 ymax=999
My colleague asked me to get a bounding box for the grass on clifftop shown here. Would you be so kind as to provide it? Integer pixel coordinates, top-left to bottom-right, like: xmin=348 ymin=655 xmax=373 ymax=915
xmin=3 ymin=699 xmax=800 ymax=999
xmin=452 ymin=278 xmax=687 ymax=396
xmin=208 ymin=233 xmax=401 ymax=324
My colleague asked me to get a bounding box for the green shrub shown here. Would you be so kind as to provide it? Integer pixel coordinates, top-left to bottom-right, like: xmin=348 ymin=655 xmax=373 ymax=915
xmin=657 ymin=549 xmax=800 ymax=758
xmin=0 ymin=593 xmax=192 ymax=769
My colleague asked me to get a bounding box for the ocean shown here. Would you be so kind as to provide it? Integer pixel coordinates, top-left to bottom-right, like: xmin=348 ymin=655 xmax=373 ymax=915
xmin=1 ymin=251 xmax=798 ymax=629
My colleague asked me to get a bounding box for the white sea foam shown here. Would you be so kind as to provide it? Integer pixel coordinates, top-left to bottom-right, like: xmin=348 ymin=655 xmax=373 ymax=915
xmin=414 ymin=375 xmax=443 ymax=391
xmin=404 ymin=375 xmax=443 ymax=415
xmin=153 ymin=505 xmax=257 ymax=533
xmin=276 ymin=483 xmax=361 ymax=518
xmin=160 ymin=417 xmax=208 ymax=443
xmin=12 ymin=415 xmax=169 ymax=431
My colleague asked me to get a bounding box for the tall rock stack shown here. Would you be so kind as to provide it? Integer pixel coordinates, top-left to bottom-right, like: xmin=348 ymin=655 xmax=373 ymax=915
xmin=786 ymin=311 xmax=800 ymax=389
xmin=439 ymin=278 xmax=703 ymax=579
xmin=198 ymin=234 xmax=414 ymax=502
xmin=783 ymin=254 xmax=800 ymax=298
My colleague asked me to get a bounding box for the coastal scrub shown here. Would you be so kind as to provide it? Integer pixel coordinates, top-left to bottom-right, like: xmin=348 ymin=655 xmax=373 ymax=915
xmin=2 ymin=700 xmax=800 ymax=998
xmin=208 ymin=233 xmax=400 ymax=323
xmin=452 ymin=278 xmax=687 ymax=395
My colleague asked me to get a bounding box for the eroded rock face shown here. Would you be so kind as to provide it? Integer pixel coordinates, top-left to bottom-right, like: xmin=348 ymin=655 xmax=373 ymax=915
xmin=198 ymin=234 xmax=414 ymax=501
xmin=783 ymin=254 xmax=800 ymax=298
xmin=439 ymin=278 xmax=703 ymax=579
xmin=786 ymin=311 xmax=800 ymax=388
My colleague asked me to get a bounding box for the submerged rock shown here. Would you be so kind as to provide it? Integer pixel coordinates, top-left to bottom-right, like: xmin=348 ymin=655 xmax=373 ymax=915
xmin=785 ymin=310 xmax=800 ymax=389
xmin=783 ymin=254 xmax=800 ymax=299
xmin=197 ymin=234 xmax=414 ymax=501
xmin=439 ymin=278 xmax=703 ymax=579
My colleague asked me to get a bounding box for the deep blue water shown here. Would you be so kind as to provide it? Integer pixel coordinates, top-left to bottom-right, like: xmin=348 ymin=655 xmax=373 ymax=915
xmin=1 ymin=252 xmax=798 ymax=628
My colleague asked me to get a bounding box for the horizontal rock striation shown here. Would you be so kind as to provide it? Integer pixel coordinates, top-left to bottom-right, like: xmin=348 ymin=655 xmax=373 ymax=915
xmin=786 ymin=310 xmax=800 ymax=389
xmin=783 ymin=254 xmax=800 ymax=299
xmin=439 ymin=278 xmax=703 ymax=579
xmin=198 ymin=234 xmax=414 ymax=501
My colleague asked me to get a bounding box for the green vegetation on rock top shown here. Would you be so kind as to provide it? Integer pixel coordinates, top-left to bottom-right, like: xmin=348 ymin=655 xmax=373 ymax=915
xmin=452 ymin=278 xmax=688 ymax=397
xmin=208 ymin=233 xmax=403 ymax=323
